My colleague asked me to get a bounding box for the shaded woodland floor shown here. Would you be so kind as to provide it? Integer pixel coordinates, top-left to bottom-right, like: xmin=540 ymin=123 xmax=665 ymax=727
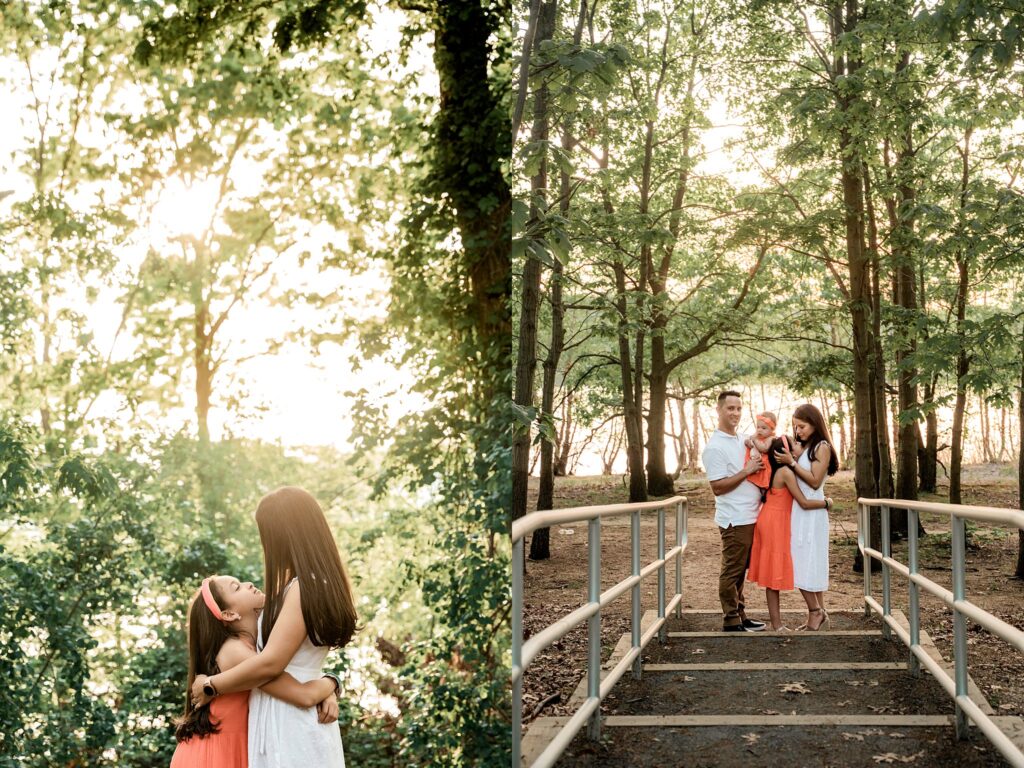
xmin=521 ymin=464 xmax=1024 ymax=729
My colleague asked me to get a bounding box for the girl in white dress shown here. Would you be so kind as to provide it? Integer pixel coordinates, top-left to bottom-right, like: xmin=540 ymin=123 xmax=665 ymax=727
xmin=773 ymin=404 xmax=838 ymax=631
xmin=190 ymin=487 xmax=358 ymax=767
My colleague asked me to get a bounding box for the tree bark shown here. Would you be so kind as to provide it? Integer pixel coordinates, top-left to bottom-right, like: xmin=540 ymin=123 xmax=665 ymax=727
xmin=834 ymin=0 xmax=881 ymax=573
xmin=531 ymin=0 xmax=565 ymax=562
xmin=511 ymin=0 xmax=554 ymax=527
xmin=615 ymin=260 xmax=648 ymax=502
xmin=888 ymin=111 xmax=920 ymax=503
xmin=555 ymin=391 xmax=574 ymax=476
xmin=949 ymin=128 xmax=973 ymax=505
xmin=675 ymin=396 xmax=689 ymax=473
xmin=1016 ymin=320 xmax=1024 ymax=578
xmin=645 ymin=37 xmax=698 ymax=497
xmin=865 ymin=165 xmax=894 ymax=501
xmin=917 ymin=265 xmax=939 ymax=492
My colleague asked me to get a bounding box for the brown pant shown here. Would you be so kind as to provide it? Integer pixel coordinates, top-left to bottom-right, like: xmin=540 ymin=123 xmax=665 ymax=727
xmin=719 ymin=523 xmax=756 ymax=627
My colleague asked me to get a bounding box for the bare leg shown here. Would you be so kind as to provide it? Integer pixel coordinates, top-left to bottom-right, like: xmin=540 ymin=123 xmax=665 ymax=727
xmin=766 ymin=589 xmax=784 ymax=630
xmin=798 ymin=589 xmax=824 ymax=629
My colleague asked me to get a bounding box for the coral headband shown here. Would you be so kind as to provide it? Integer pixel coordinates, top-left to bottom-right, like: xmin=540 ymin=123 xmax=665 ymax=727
xmin=200 ymin=578 xmax=223 ymax=621
xmin=758 ymin=415 xmax=776 ymax=430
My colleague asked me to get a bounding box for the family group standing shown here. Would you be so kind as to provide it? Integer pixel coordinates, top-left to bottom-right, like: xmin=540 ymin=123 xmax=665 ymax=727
xmin=702 ymin=391 xmax=837 ymax=633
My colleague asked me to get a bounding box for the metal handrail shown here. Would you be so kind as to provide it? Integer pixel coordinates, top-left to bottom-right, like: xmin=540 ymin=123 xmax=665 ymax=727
xmin=512 ymin=496 xmax=688 ymax=768
xmin=858 ymin=497 xmax=1024 ymax=768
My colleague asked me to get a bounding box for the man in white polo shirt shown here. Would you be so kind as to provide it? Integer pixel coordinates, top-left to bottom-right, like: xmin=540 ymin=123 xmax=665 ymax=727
xmin=702 ymin=390 xmax=766 ymax=632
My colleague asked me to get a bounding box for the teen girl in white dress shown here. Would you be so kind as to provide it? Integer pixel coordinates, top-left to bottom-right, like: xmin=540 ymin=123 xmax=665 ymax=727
xmin=774 ymin=404 xmax=838 ymax=631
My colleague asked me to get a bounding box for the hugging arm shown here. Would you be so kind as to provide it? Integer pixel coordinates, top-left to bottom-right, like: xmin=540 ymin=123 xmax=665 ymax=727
xmin=779 ymin=469 xmax=828 ymax=510
xmin=791 ymin=444 xmax=829 ymax=489
xmin=192 ymin=584 xmax=307 ymax=706
xmin=217 ymin=640 xmax=337 ymax=708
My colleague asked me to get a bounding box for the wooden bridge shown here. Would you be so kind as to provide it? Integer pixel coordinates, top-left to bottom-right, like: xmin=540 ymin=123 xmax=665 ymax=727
xmin=513 ymin=497 xmax=1024 ymax=767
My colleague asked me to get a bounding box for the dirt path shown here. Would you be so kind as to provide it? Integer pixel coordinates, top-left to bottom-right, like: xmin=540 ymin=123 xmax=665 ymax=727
xmin=521 ymin=467 xmax=1024 ymax=729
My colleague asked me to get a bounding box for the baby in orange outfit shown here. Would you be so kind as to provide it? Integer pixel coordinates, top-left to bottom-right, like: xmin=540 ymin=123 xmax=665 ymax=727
xmin=745 ymin=411 xmax=776 ymax=491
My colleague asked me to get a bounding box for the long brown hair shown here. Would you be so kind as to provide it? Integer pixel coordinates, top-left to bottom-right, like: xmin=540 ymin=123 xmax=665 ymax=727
xmin=175 ymin=578 xmax=233 ymax=742
xmin=792 ymin=403 xmax=839 ymax=476
xmin=256 ymin=486 xmax=358 ymax=649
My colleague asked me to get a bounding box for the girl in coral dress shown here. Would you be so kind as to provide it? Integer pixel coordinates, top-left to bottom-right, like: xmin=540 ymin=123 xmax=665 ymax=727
xmin=748 ymin=436 xmax=833 ymax=632
xmin=171 ymin=575 xmax=339 ymax=768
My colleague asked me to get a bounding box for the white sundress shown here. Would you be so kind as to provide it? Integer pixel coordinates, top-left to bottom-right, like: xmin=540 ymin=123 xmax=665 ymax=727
xmin=790 ymin=449 xmax=829 ymax=592
xmin=248 ymin=580 xmax=346 ymax=768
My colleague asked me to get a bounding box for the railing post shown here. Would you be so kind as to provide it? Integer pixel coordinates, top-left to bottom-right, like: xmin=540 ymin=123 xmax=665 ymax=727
xmin=587 ymin=517 xmax=601 ymax=741
xmin=512 ymin=537 xmax=523 ymax=766
xmin=675 ymin=500 xmax=683 ymax=619
xmin=657 ymin=505 xmax=666 ymax=642
xmin=952 ymin=513 xmax=969 ymax=740
xmin=907 ymin=507 xmax=921 ymax=677
xmin=631 ymin=510 xmax=642 ymax=679
xmin=881 ymin=505 xmax=892 ymax=640
xmin=862 ymin=502 xmax=872 ymax=617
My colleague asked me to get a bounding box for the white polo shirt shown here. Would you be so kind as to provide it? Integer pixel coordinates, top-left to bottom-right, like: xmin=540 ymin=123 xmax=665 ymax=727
xmin=702 ymin=429 xmax=762 ymax=528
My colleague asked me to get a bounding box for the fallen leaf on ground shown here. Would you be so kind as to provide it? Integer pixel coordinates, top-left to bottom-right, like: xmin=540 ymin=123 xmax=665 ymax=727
xmin=842 ymin=732 xmax=865 ymax=741
xmin=741 ymin=733 xmax=760 ymax=746
xmin=872 ymin=751 xmax=925 ymax=764
xmin=779 ymin=681 xmax=811 ymax=694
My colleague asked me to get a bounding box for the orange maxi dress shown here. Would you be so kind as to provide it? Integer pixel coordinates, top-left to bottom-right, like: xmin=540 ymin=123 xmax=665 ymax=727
xmin=170 ymin=690 xmax=249 ymax=768
xmin=748 ymin=485 xmax=794 ymax=591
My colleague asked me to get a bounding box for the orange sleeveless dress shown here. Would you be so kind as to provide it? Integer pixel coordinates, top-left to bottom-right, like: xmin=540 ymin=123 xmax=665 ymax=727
xmin=170 ymin=690 xmax=249 ymax=768
xmin=748 ymin=484 xmax=794 ymax=591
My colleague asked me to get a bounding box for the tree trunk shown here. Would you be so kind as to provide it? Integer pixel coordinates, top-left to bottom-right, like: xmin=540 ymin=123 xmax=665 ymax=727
xmin=691 ymin=399 xmax=701 ymax=472
xmin=917 ymin=262 xmax=939 ymax=492
xmin=835 ymin=0 xmax=881 ymax=573
xmin=646 ymin=369 xmax=674 ymax=495
xmin=949 ymin=129 xmax=973 ymax=505
xmin=1016 ymin=321 xmax=1024 ymax=578
xmin=530 ymin=0 xmax=564 ymax=562
xmin=999 ymin=406 xmax=1007 ymax=462
xmin=675 ymin=396 xmax=689 ymax=473
xmin=644 ymin=38 xmax=699 ymax=497
xmin=615 ymin=260 xmax=648 ymax=502
xmin=882 ymin=100 xmax=920 ymax=505
xmin=920 ymin=376 xmax=939 ymax=493
xmin=511 ymin=0 xmax=554 ymax=526
xmin=555 ymin=391 xmax=573 ymax=476
xmin=863 ymin=162 xmax=890 ymax=500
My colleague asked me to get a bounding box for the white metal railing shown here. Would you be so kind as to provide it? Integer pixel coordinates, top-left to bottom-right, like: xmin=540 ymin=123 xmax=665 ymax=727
xmin=858 ymin=497 xmax=1024 ymax=768
xmin=512 ymin=496 xmax=688 ymax=768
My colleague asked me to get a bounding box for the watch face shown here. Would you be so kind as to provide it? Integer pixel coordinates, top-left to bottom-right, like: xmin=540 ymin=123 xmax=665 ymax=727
xmin=203 ymin=682 xmax=215 ymax=696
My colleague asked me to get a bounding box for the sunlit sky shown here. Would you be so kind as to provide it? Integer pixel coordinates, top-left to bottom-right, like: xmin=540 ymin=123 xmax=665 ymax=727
xmin=0 ymin=4 xmax=435 ymax=451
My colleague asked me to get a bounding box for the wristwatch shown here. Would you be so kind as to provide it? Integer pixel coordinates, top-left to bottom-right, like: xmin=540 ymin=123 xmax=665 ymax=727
xmin=202 ymin=677 xmax=218 ymax=698
xmin=322 ymin=673 xmax=341 ymax=696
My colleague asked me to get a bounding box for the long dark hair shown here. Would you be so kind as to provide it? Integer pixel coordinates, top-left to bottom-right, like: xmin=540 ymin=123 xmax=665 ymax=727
xmin=256 ymin=486 xmax=358 ymax=649
xmin=761 ymin=436 xmax=792 ymax=503
xmin=792 ymin=403 xmax=839 ymax=476
xmin=174 ymin=578 xmax=233 ymax=742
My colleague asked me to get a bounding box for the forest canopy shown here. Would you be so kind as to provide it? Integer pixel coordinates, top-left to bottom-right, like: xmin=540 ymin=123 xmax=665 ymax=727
xmin=511 ymin=0 xmax=1024 ymax=563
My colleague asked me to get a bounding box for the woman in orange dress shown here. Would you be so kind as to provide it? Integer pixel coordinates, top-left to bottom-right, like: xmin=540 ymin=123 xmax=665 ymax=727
xmin=748 ymin=436 xmax=833 ymax=632
xmin=170 ymin=575 xmax=340 ymax=767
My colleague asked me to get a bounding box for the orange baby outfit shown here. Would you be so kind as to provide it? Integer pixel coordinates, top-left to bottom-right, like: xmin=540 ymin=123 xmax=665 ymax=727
xmin=170 ymin=690 xmax=249 ymax=768
xmin=748 ymin=485 xmax=794 ymax=591
xmin=745 ymin=443 xmax=772 ymax=489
